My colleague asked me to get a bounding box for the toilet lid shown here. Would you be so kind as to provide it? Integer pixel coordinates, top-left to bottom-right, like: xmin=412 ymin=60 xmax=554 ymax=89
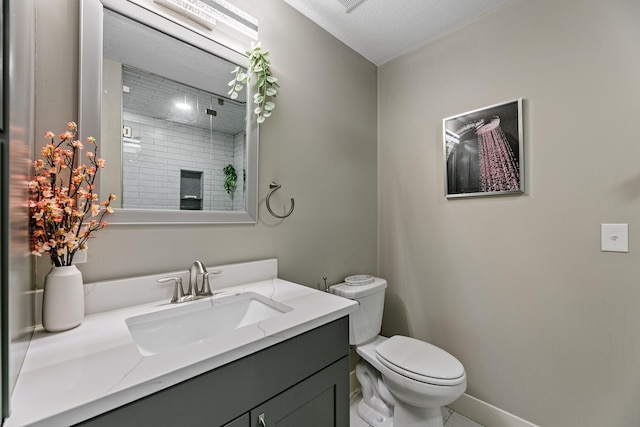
xmin=330 ymin=278 xmax=387 ymax=299
xmin=376 ymin=336 xmax=465 ymax=386
xmin=345 ymin=275 xmax=375 ymax=286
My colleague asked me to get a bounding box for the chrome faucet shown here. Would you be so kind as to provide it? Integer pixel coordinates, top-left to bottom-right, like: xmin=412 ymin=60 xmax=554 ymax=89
xmin=188 ymin=260 xmax=207 ymax=298
xmin=157 ymin=261 xmax=222 ymax=304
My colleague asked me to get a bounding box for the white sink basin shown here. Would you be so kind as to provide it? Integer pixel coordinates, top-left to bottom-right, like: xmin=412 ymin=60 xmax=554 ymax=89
xmin=125 ymin=292 xmax=293 ymax=356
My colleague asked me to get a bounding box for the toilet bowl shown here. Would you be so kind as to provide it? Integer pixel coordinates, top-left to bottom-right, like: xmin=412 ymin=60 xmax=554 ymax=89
xmin=330 ymin=276 xmax=467 ymax=427
xmin=360 ymin=336 xmax=466 ymax=407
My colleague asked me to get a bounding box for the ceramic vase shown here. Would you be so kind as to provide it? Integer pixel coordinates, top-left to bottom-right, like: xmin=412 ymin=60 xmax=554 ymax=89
xmin=42 ymin=265 xmax=85 ymax=332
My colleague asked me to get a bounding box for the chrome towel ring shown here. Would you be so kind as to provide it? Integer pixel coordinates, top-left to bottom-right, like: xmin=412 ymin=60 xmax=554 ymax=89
xmin=266 ymin=182 xmax=295 ymax=219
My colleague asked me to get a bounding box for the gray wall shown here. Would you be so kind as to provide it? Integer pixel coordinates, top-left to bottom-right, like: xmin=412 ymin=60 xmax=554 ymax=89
xmin=378 ymin=0 xmax=640 ymax=425
xmin=33 ymin=0 xmax=378 ymax=292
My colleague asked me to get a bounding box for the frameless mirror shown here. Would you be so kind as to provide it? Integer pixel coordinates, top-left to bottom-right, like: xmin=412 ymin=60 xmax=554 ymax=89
xmin=79 ymin=0 xmax=258 ymax=224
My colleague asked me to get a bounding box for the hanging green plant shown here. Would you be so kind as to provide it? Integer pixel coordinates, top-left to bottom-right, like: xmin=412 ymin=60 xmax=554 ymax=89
xmin=223 ymin=164 xmax=237 ymax=197
xmin=228 ymin=41 xmax=279 ymax=124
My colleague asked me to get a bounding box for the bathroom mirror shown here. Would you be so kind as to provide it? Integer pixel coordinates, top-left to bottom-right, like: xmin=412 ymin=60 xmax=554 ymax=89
xmin=79 ymin=0 xmax=258 ymax=224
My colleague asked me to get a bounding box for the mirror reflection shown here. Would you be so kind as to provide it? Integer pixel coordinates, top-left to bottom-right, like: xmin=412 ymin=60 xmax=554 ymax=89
xmin=80 ymin=0 xmax=258 ymax=223
xmin=102 ymin=8 xmax=247 ymax=212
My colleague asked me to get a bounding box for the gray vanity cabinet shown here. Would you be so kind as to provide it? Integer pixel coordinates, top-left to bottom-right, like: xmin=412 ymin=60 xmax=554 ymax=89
xmin=223 ymin=414 xmax=249 ymax=427
xmin=77 ymin=317 xmax=349 ymax=427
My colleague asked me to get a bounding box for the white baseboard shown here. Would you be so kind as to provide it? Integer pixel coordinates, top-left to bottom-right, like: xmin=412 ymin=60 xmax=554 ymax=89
xmin=448 ymin=393 xmax=539 ymax=427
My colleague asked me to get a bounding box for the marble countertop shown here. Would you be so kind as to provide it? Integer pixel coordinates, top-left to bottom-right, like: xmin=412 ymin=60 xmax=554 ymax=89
xmin=5 ymin=260 xmax=358 ymax=427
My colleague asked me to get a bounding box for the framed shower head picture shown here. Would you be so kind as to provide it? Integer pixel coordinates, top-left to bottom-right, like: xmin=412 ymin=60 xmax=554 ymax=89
xmin=443 ymin=98 xmax=524 ymax=198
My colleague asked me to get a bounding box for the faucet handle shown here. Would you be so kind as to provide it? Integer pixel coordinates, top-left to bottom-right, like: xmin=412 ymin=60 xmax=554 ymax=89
xmin=201 ymin=270 xmax=222 ymax=297
xmin=157 ymin=276 xmax=186 ymax=303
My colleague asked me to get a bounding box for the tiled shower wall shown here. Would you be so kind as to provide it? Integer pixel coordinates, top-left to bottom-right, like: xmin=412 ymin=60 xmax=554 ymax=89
xmin=122 ymin=112 xmax=246 ymax=210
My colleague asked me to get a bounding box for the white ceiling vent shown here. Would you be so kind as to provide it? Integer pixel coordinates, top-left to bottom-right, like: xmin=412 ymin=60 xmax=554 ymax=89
xmin=336 ymin=0 xmax=367 ymax=13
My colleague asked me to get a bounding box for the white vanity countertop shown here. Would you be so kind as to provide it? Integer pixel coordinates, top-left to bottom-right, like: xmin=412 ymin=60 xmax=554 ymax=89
xmin=5 ymin=261 xmax=358 ymax=427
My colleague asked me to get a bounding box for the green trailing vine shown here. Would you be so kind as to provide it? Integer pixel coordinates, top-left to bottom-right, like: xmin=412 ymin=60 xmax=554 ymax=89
xmin=228 ymin=41 xmax=279 ymax=124
xmin=223 ymin=164 xmax=237 ymax=197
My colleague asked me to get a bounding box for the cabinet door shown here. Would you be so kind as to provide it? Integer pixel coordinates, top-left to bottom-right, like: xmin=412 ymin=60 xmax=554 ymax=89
xmin=251 ymin=357 xmax=349 ymax=427
xmin=224 ymin=413 xmax=249 ymax=427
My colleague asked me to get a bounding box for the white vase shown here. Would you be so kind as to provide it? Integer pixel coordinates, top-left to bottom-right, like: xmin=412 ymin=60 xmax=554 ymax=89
xmin=42 ymin=265 xmax=85 ymax=332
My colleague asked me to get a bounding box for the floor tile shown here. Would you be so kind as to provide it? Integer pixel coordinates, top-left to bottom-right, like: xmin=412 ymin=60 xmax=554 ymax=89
xmin=442 ymin=406 xmax=454 ymax=423
xmin=350 ymin=394 xmax=484 ymax=427
xmin=444 ymin=412 xmax=485 ymax=427
xmin=350 ymin=395 xmax=372 ymax=427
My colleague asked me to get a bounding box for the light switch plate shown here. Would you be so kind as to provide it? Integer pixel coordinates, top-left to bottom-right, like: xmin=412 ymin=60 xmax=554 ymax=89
xmin=601 ymin=224 xmax=628 ymax=252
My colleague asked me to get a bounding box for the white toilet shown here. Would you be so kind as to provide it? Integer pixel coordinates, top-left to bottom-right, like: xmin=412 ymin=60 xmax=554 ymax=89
xmin=330 ymin=275 xmax=466 ymax=427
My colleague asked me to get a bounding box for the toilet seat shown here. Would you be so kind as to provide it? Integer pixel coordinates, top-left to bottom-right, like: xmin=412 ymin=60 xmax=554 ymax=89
xmin=376 ymin=336 xmax=465 ymax=386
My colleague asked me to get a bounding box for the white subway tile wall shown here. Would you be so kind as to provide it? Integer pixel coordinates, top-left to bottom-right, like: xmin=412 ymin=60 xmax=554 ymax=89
xmin=120 ymin=65 xmax=247 ymax=211
xmin=122 ymin=112 xmax=245 ymax=210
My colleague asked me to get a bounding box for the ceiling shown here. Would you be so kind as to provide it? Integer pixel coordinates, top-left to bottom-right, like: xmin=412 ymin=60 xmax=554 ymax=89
xmin=282 ymin=0 xmax=513 ymax=65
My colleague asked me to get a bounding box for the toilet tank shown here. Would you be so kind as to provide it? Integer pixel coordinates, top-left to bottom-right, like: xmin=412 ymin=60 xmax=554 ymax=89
xmin=330 ymin=278 xmax=387 ymax=345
